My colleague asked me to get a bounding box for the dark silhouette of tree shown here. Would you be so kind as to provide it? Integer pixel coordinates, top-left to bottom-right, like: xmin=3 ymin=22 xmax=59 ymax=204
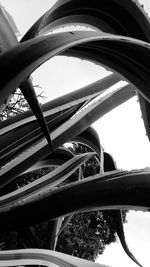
xmin=0 ymin=83 xmax=45 ymax=121
xmin=56 ymin=210 xmax=118 ymax=261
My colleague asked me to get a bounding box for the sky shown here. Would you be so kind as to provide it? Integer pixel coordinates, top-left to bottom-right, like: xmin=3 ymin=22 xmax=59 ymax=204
xmin=1 ymin=0 xmax=150 ymax=266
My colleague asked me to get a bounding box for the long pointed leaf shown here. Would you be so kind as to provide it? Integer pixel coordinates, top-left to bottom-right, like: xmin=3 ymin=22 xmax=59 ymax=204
xmin=0 ymin=5 xmax=54 ymax=150
xmin=1 ymin=31 xmax=150 ymax=107
xmin=0 ymin=30 xmax=99 ymax=106
xmin=0 ymin=249 xmax=106 ymax=267
xmin=20 ymin=78 xmax=54 ymax=152
xmin=0 ymin=87 xmax=127 ymax=187
xmin=23 ymin=146 xmax=75 ymax=173
xmin=103 ymin=152 xmax=142 ymax=267
xmin=63 ymin=34 xmax=150 ymax=102
xmin=0 ymin=104 xmax=81 ymax=162
xmin=44 ymin=219 xmax=60 ymax=250
xmin=0 ymin=170 xmax=149 ymax=231
xmin=0 ymin=152 xmax=95 ymax=209
xmin=0 ymin=84 xmax=134 ymax=164
xmin=20 ymin=0 xmax=150 ymax=142
xmin=0 ymin=73 xmax=121 ymax=134
xmin=21 ymin=0 xmax=150 ymax=41
xmin=112 ymin=210 xmax=143 ymax=267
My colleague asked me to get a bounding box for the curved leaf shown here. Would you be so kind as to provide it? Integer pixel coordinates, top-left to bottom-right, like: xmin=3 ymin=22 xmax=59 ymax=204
xmin=0 ymin=30 xmax=101 ymax=107
xmin=0 ymin=248 xmax=106 ymax=267
xmin=0 ymin=86 xmax=127 ymax=187
xmin=21 ymin=0 xmax=150 ymax=141
xmin=103 ymin=152 xmax=142 ymax=267
xmin=112 ymin=210 xmax=143 ymax=267
xmin=0 ymin=104 xmax=81 ymax=162
xmin=0 ymin=31 xmax=149 ymax=108
xmin=21 ymin=0 xmax=150 ymax=41
xmin=22 ymin=0 xmax=150 ymax=141
xmin=0 ymin=170 xmax=149 ymax=231
xmin=0 ymin=5 xmax=53 ymax=150
xmin=23 ymin=146 xmax=75 ymax=173
xmin=0 ymin=72 xmax=121 ymax=134
xmin=0 ymin=84 xmax=134 ymax=165
xmin=0 ymin=152 xmax=95 ymax=210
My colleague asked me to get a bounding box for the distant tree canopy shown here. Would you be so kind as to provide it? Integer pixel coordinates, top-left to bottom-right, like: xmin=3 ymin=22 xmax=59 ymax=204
xmin=56 ymin=210 xmax=118 ymax=261
xmin=0 ymin=83 xmax=45 ymax=120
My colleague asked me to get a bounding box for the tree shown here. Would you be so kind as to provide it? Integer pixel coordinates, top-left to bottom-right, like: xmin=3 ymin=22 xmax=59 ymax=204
xmin=0 ymin=83 xmax=45 ymax=121
xmin=56 ymin=211 xmax=117 ymax=261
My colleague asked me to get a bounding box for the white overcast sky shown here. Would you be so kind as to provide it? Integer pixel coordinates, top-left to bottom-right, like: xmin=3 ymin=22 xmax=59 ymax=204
xmin=1 ymin=0 xmax=150 ymax=266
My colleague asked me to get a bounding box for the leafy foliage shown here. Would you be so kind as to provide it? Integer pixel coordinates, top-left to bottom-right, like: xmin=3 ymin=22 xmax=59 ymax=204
xmin=56 ymin=211 xmax=117 ymax=261
xmin=0 ymin=83 xmax=45 ymax=121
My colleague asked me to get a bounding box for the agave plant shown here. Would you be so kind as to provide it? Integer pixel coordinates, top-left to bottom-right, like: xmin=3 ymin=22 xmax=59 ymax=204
xmin=0 ymin=0 xmax=150 ymax=266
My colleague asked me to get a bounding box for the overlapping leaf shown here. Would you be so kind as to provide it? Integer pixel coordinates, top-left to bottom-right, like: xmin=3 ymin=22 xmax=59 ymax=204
xmin=22 ymin=0 xmax=150 ymax=40
xmin=0 ymin=169 xmax=149 ymax=232
xmin=0 ymin=72 xmax=121 ymax=134
xmin=0 ymin=86 xmax=130 ymax=188
xmin=21 ymin=0 xmax=150 ymax=140
xmin=0 ymin=249 xmax=106 ymax=267
xmin=0 ymin=30 xmax=149 ymax=109
xmin=0 ymin=1 xmax=150 ymax=266
xmin=0 ymin=152 xmax=95 ymax=211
